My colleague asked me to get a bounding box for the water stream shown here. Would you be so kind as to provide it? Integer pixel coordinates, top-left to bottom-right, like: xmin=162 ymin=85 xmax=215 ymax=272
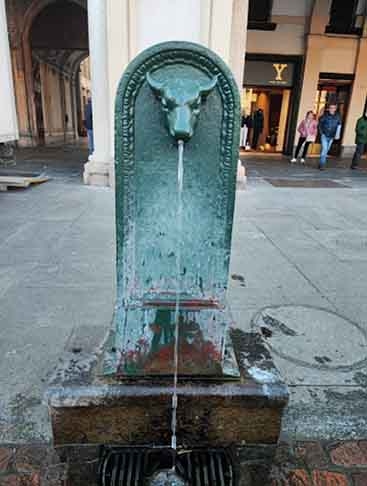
xmin=171 ymin=139 xmax=184 ymax=453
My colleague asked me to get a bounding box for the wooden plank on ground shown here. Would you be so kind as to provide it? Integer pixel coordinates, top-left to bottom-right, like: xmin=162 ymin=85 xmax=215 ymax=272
xmin=0 ymin=174 xmax=49 ymax=191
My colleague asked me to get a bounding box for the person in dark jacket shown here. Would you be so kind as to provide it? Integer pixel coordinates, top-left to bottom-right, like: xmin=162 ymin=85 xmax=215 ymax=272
xmin=84 ymin=98 xmax=93 ymax=156
xmin=351 ymin=112 xmax=367 ymax=169
xmin=251 ymin=108 xmax=264 ymax=149
xmin=318 ymin=104 xmax=342 ymax=170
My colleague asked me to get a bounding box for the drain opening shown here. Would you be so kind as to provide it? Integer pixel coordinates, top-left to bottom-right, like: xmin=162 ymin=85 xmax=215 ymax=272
xmin=99 ymin=447 xmax=236 ymax=485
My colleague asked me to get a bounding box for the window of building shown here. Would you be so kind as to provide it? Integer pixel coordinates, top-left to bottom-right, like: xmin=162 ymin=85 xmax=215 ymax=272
xmin=325 ymin=0 xmax=361 ymax=35
xmin=248 ymin=0 xmax=276 ymax=30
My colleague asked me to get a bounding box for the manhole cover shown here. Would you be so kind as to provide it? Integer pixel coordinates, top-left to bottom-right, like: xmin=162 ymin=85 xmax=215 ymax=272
xmin=264 ymin=178 xmax=349 ymax=188
xmin=252 ymin=306 xmax=367 ymax=371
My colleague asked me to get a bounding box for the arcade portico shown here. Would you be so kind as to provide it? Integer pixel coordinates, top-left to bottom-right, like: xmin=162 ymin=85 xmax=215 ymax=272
xmin=1 ymin=0 xmax=249 ymax=186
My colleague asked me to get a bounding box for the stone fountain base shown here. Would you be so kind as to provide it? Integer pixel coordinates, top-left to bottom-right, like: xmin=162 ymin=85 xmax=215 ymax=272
xmin=47 ymin=330 xmax=288 ymax=448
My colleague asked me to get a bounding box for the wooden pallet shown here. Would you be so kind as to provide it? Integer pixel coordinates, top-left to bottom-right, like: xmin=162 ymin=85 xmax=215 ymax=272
xmin=0 ymin=174 xmax=49 ymax=191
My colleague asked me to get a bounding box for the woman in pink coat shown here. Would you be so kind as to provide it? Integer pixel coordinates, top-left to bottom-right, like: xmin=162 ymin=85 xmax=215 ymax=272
xmin=291 ymin=111 xmax=318 ymax=164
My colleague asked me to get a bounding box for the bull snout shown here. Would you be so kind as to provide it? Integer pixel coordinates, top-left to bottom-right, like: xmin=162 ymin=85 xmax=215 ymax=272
xmin=168 ymin=105 xmax=195 ymax=141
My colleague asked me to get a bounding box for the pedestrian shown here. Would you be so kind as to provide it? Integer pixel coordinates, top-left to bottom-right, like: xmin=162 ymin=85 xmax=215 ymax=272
xmin=318 ymin=103 xmax=342 ymax=170
xmin=251 ymin=108 xmax=264 ymax=149
xmin=240 ymin=112 xmax=251 ymax=148
xmin=291 ymin=111 xmax=318 ymax=164
xmin=350 ymin=111 xmax=367 ymax=169
xmin=84 ymin=97 xmax=93 ymax=158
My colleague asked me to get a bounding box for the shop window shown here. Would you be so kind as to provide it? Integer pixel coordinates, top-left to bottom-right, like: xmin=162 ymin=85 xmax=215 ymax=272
xmin=248 ymin=0 xmax=276 ymax=31
xmin=325 ymin=0 xmax=361 ymax=35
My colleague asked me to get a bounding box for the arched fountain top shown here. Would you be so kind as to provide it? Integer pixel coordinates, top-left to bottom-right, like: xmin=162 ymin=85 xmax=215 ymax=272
xmin=111 ymin=41 xmax=241 ymax=377
xmin=115 ymin=40 xmax=240 ymax=116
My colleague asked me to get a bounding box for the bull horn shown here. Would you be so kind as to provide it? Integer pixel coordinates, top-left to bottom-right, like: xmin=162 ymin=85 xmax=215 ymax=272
xmin=199 ymin=75 xmax=218 ymax=97
xmin=146 ymin=72 xmax=164 ymax=96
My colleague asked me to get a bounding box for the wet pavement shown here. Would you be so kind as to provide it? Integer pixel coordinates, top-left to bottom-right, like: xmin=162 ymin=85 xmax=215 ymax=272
xmin=233 ymin=155 xmax=367 ymax=440
xmin=0 ymin=147 xmax=367 ymax=443
xmin=241 ymin=153 xmax=367 ymax=189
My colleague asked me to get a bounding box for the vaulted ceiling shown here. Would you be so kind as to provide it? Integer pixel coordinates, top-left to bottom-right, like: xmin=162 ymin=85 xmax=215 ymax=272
xmin=29 ymin=1 xmax=88 ymax=75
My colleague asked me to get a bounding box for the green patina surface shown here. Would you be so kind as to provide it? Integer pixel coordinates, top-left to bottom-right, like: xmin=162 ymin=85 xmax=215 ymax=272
xmin=107 ymin=41 xmax=240 ymax=377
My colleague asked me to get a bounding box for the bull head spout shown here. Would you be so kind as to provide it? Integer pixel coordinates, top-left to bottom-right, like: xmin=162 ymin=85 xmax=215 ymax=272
xmin=146 ymin=71 xmax=218 ymax=142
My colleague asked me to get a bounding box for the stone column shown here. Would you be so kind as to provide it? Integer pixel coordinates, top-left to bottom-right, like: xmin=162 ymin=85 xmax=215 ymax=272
xmin=83 ymin=0 xmax=112 ymax=186
xmin=341 ymin=26 xmax=367 ymax=156
xmin=296 ymin=34 xmax=322 ymax=129
xmin=295 ymin=0 xmax=326 ymax=133
xmin=0 ymin=0 xmax=18 ymax=156
xmin=199 ymin=0 xmax=248 ymax=89
xmin=229 ymin=0 xmax=249 ymax=90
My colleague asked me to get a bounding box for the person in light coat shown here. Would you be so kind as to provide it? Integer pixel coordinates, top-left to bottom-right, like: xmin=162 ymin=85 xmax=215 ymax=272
xmin=291 ymin=111 xmax=318 ymax=164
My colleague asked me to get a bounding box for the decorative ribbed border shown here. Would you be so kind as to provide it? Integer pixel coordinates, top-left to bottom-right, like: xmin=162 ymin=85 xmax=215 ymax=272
xmin=114 ymin=41 xmax=240 ymax=298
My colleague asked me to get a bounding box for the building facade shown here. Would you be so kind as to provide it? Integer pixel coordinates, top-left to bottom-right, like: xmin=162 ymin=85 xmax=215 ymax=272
xmin=243 ymin=0 xmax=367 ymax=157
xmin=298 ymin=0 xmax=367 ymax=157
xmin=1 ymin=0 xmax=367 ymax=184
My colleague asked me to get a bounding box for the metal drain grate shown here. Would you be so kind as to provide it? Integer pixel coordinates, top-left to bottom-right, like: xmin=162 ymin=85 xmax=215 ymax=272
xmin=99 ymin=447 xmax=236 ymax=486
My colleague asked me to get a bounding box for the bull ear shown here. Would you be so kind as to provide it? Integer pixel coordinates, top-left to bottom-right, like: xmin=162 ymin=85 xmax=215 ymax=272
xmin=199 ymin=75 xmax=218 ymax=97
xmin=146 ymin=72 xmax=164 ymax=97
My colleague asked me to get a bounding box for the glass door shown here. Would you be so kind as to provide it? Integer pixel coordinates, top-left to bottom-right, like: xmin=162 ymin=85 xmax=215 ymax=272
xmin=310 ymin=82 xmax=352 ymax=156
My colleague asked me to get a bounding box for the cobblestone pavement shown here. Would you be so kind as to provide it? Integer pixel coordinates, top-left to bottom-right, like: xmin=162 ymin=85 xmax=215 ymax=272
xmin=1 ymin=148 xmax=367 ymax=484
xmin=0 ymin=440 xmax=367 ymax=485
xmin=268 ymin=441 xmax=367 ymax=485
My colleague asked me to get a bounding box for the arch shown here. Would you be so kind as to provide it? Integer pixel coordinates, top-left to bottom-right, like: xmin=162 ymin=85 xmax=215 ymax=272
xmin=21 ymin=0 xmax=87 ymax=42
xmin=19 ymin=0 xmax=88 ymax=145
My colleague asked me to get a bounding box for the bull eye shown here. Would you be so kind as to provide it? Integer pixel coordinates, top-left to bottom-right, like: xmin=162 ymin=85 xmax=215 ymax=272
xmin=192 ymin=102 xmax=200 ymax=116
xmin=161 ymin=98 xmax=169 ymax=112
xmin=190 ymin=99 xmax=201 ymax=111
xmin=161 ymin=98 xmax=176 ymax=112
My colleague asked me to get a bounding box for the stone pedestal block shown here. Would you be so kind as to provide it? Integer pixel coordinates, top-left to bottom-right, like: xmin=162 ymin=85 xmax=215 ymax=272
xmin=47 ymin=330 xmax=288 ymax=448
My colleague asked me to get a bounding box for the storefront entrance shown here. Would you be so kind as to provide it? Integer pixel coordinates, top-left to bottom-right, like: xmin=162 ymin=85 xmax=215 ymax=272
xmin=310 ymin=76 xmax=353 ymax=156
xmin=242 ymin=55 xmax=302 ymax=155
xmin=242 ymin=87 xmax=291 ymax=152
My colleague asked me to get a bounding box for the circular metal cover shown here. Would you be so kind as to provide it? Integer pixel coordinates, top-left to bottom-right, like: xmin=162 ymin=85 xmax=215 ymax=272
xmin=252 ymin=305 xmax=367 ymax=371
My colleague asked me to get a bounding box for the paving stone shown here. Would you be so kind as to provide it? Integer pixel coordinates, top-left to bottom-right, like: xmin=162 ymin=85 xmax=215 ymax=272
xmin=0 ymin=475 xmax=19 ymax=486
xmin=294 ymin=442 xmax=329 ymax=468
xmin=270 ymin=467 xmax=312 ymax=485
xmin=312 ymin=470 xmax=350 ymax=486
xmin=356 ymin=441 xmax=367 ymax=459
xmin=22 ymin=474 xmax=40 ymax=486
xmin=352 ymin=472 xmax=367 ymax=486
xmin=330 ymin=442 xmax=367 ymax=467
xmin=286 ymin=469 xmax=312 ymax=485
xmin=0 ymin=448 xmax=14 ymax=472
xmin=0 ymin=474 xmax=40 ymax=486
xmin=40 ymin=464 xmax=68 ymax=486
xmin=14 ymin=446 xmax=49 ymax=472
